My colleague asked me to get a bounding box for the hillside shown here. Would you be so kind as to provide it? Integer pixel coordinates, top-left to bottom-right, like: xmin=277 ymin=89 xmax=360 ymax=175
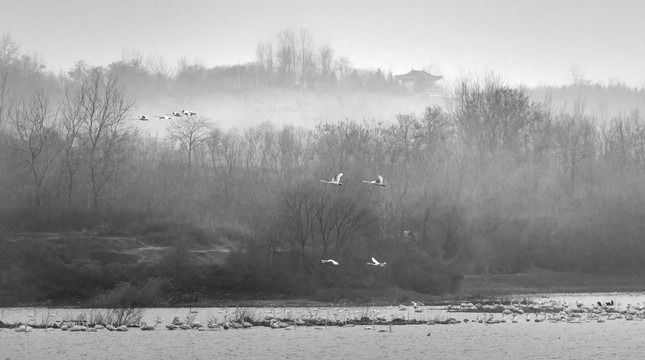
xmin=0 ymin=230 xmax=236 ymax=306
xmin=3 ymin=232 xmax=645 ymax=308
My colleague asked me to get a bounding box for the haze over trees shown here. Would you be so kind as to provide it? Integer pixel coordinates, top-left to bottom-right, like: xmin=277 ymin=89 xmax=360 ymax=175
xmin=1 ymin=30 xmax=645 ymax=304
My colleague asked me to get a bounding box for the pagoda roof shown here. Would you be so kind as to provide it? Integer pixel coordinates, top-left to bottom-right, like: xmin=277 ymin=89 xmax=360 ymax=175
xmin=395 ymin=69 xmax=442 ymax=81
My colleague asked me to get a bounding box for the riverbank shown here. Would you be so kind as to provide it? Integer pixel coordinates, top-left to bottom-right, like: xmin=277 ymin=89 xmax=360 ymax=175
xmin=213 ymin=268 xmax=645 ymax=307
xmin=5 ymin=268 xmax=645 ymax=309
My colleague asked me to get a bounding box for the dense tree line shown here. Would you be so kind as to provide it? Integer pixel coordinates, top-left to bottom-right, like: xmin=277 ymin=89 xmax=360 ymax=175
xmin=62 ymin=28 xmax=403 ymax=97
xmin=254 ymin=28 xmax=397 ymax=90
xmin=2 ymin=32 xmax=645 ymax=303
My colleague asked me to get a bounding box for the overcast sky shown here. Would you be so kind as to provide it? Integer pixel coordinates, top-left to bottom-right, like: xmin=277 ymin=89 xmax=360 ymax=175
xmin=1 ymin=0 xmax=644 ymax=87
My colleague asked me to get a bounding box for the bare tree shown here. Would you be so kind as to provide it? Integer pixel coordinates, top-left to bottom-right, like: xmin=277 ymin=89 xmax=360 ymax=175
xmin=448 ymin=77 xmax=546 ymax=159
xmin=277 ymin=125 xmax=312 ymax=183
xmin=68 ymin=60 xmax=91 ymax=83
xmin=315 ymin=120 xmax=369 ymax=171
xmin=275 ymin=29 xmax=297 ymax=86
xmin=280 ymin=184 xmax=317 ymax=270
xmin=256 ymin=29 xmax=339 ymax=88
xmin=553 ymin=100 xmax=596 ymax=195
xmin=297 ymin=28 xmax=315 ymax=88
xmin=10 ymin=90 xmax=61 ymax=209
xmin=0 ymin=70 xmax=9 ymax=137
xmin=207 ymin=128 xmax=243 ymax=207
xmin=144 ymin=53 xmax=174 ymax=78
xmin=569 ymin=65 xmax=591 ymax=87
xmin=328 ymin=189 xmax=377 ymax=257
xmin=59 ymin=85 xmax=87 ymax=210
xmin=0 ymin=34 xmax=20 ymax=66
xmin=318 ymin=44 xmax=335 ymax=83
xmin=242 ymin=124 xmax=276 ymax=195
xmin=255 ymin=41 xmax=274 ymax=86
xmin=599 ymin=111 xmax=641 ymax=172
xmin=167 ymin=116 xmax=212 ymax=177
xmin=334 ymin=57 xmax=351 ymax=83
xmin=71 ymin=69 xmax=134 ymax=214
xmin=0 ymin=34 xmax=19 ymax=136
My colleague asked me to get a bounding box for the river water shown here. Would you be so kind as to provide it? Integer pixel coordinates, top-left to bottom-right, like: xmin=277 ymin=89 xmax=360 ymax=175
xmin=2 ymin=292 xmax=644 ymax=360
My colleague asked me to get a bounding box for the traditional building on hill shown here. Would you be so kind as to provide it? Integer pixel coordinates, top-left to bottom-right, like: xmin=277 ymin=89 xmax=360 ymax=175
xmin=395 ymin=69 xmax=442 ymax=93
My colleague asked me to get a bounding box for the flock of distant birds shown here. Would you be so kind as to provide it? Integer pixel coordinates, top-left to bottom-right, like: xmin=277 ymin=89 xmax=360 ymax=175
xmin=132 ymin=109 xmax=197 ymax=121
xmin=9 ymin=298 xmax=645 ymax=334
xmin=449 ymin=299 xmax=645 ymax=325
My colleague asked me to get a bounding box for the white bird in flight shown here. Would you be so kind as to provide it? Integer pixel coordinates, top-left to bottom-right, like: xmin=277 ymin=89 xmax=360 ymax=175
xmin=182 ymin=110 xmax=197 ymax=116
xmin=169 ymin=111 xmax=183 ymax=117
xmin=157 ymin=115 xmax=173 ymax=120
xmin=321 ymin=173 xmax=343 ymax=186
xmin=321 ymin=259 xmax=339 ymax=265
xmin=367 ymin=257 xmax=386 ymax=267
xmin=362 ymin=175 xmax=386 ymax=187
xmin=320 ymin=259 xmax=338 ymax=265
xmin=134 ymin=115 xmax=149 ymax=121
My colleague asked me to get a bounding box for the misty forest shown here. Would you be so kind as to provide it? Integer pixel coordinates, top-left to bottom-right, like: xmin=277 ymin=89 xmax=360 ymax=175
xmin=2 ymin=29 xmax=645 ymax=306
